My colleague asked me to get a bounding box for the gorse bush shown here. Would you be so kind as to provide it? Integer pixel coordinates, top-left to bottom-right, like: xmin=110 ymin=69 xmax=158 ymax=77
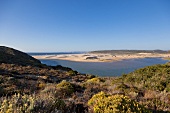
xmin=88 ymin=92 xmax=151 ymax=113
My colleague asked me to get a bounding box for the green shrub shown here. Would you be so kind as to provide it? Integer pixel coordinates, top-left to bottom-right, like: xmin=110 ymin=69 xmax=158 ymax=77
xmin=120 ymin=64 xmax=170 ymax=91
xmin=66 ymin=70 xmax=77 ymax=76
xmin=88 ymin=92 xmax=151 ymax=113
xmin=165 ymin=83 xmax=170 ymax=92
xmin=56 ymin=80 xmax=74 ymax=96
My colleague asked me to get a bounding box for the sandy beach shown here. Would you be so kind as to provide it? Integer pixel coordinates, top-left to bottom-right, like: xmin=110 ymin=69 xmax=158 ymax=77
xmin=32 ymin=53 xmax=170 ymax=62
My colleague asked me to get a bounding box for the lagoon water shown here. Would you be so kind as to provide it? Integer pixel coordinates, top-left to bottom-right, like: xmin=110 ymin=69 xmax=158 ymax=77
xmin=40 ymin=58 xmax=169 ymax=76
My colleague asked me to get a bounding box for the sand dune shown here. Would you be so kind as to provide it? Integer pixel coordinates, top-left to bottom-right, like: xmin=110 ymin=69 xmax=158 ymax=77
xmin=33 ymin=53 xmax=170 ymax=62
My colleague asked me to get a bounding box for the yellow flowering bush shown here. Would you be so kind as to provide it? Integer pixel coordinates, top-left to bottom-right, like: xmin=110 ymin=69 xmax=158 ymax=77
xmin=88 ymin=92 xmax=151 ymax=113
xmin=0 ymin=93 xmax=35 ymax=113
xmin=0 ymin=93 xmax=66 ymax=113
xmin=86 ymin=77 xmax=105 ymax=83
xmin=56 ymin=80 xmax=74 ymax=96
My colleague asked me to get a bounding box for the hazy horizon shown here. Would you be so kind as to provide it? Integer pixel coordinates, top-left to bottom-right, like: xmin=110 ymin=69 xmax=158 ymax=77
xmin=27 ymin=49 xmax=170 ymax=53
xmin=1 ymin=0 xmax=170 ymax=52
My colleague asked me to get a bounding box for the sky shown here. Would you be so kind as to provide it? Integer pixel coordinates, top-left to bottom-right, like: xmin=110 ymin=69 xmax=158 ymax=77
xmin=0 ymin=0 xmax=170 ymax=52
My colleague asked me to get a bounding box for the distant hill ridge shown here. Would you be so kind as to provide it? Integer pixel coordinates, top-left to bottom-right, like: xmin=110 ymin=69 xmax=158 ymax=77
xmin=90 ymin=50 xmax=169 ymax=55
xmin=0 ymin=46 xmax=41 ymax=66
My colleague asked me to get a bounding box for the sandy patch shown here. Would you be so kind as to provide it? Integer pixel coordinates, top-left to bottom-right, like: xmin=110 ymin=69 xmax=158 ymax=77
xmin=32 ymin=53 xmax=170 ymax=62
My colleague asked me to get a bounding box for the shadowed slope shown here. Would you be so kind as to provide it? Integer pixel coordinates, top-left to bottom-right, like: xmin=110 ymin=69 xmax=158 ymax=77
xmin=0 ymin=46 xmax=41 ymax=66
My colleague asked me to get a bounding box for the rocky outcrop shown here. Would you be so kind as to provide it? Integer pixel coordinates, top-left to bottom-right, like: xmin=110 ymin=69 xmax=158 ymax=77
xmin=0 ymin=46 xmax=41 ymax=66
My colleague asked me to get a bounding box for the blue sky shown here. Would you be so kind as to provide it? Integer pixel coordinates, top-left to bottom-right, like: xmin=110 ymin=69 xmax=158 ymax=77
xmin=0 ymin=0 xmax=170 ymax=52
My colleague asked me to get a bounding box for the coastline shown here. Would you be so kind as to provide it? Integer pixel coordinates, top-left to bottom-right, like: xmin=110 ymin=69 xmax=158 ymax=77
xmin=32 ymin=53 xmax=170 ymax=62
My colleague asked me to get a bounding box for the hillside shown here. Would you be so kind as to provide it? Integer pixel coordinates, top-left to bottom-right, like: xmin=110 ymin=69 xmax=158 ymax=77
xmin=90 ymin=50 xmax=169 ymax=55
xmin=0 ymin=46 xmax=170 ymax=112
xmin=0 ymin=46 xmax=41 ymax=66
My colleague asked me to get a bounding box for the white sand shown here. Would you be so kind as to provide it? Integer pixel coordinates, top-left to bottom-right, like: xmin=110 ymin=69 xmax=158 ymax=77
xmin=32 ymin=53 xmax=170 ymax=62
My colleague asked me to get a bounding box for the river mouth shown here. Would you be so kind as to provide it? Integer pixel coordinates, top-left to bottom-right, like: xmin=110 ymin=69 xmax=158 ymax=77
xmin=40 ymin=58 xmax=169 ymax=76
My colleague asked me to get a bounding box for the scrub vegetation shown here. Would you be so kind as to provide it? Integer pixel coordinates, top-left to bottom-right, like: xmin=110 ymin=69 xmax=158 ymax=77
xmin=0 ymin=46 xmax=170 ymax=113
